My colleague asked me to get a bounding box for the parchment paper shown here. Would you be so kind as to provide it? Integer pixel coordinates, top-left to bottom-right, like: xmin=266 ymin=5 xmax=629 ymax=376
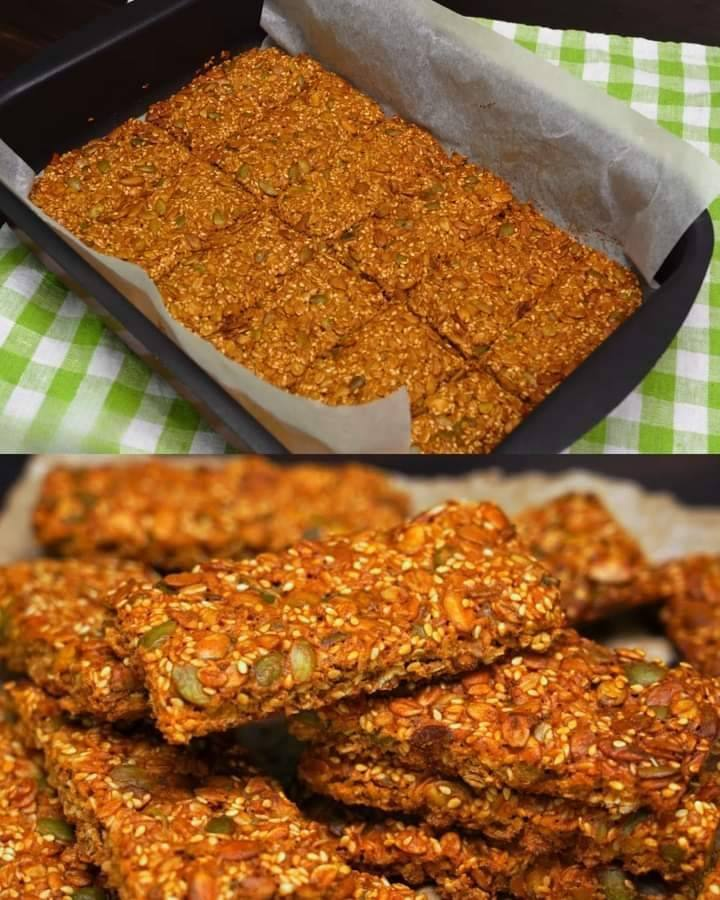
xmin=2 ymin=0 xmax=720 ymax=452
xmin=3 ymin=455 xmax=720 ymax=663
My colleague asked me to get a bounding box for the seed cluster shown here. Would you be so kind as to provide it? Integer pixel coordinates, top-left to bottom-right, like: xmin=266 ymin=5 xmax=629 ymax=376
xmin=30 ymin=47 xmax=643 ymax=453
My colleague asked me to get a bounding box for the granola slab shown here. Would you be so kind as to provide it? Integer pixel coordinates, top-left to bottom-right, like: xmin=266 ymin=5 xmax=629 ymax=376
xmin=211 ymin=254 xmax=387 ymax=388
xmin=293 ymin=305 xmax=465 ymax=413
xmin=290 ymin=632 xmax=720 ymax=815
xmin=298 ymin=743 xmax=720 ymax=881
xmin=33 ymin=459 xmax=409 ymax=571
xmin=113 ymin=501 xmax=564 ymax=742
xmin=29 ymin=119 xmax=191 ymax=236
xmin=660 ymin=555 xmax=720 ymax=676
xmin=156 ymin=212 xmax=315 ymax=336
xmin=77 ymin=158 xmax=258 ymax=280
xmin=410 ymin=368 xmax=525 ymax=454
xmin=407 ymin=203 xmax=583 ymax=358
xmin=331 ymin=164 xmax=512 ymax=294
xmin=10 ymin=684 xmax=413 ymax=899
xmin=0 ymin=558 xmax=152 ymax=721
xmin=211 ymin=68 xmax=384 ymax=202
xmin=516 ymin=492 xmax=666 ymax=624
xmin=485 ymin=250 xmax=643 ymax=406
xmin=0 ymin=687 xmax=103 ymax=899
xmin=146 ymin=48 xmax=325 ymax=154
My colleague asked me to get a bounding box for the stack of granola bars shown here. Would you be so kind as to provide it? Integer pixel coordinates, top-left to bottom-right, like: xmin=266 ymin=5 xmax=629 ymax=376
xmin=3 ymin=460 xmax=720 ymax=898
xmin=30 ymin=48 xmax=643 ymax=453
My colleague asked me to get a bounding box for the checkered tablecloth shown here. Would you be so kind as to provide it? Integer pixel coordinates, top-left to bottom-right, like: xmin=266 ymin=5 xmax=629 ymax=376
xmin=1 ymin=19 xmax=718 ymax=453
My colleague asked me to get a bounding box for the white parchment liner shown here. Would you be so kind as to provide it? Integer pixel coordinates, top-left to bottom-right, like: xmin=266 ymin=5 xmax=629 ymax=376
xmin=2 ymin=455 xmax=720 ymax=662
xmin=2 ymin=0 xmax=720 ymax=451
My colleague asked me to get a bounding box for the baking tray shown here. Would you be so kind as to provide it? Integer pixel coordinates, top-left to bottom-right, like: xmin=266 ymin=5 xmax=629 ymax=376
xmin=0 ymin=0 xmax=714 ymax=454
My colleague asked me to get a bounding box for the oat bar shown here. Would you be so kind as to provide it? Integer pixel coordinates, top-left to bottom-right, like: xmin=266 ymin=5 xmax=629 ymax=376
xmin=408 ymin=202 xmax=582 ymax=358
xmin=290 ymin=632 xmax=720 ymax=815
xmin=276 ymin=118 xmax=455 ymax=239
xmin=212 ymin=69 xmax=384 ymax=202
xmin=516 ymin=492 xmax=666 ymax=624
xmin=298 ymin=743 xmax=720 ymax=881
xmin=485 ymin=249 xmax=642 ymax=406
xmin=30 ymin=119 xmax=191 ymax=236
xmin=156 ymin=211 xmax=315 ymax=335
xmin=293 ymin=305 xmax=464 ymax=413
xmin=0 ymin=558 xmax=152 ymax=721
xmin=212 ymin=254 xmax=387 ymax=388
xmin=34 ymin=459 xmax=409 ymax=570
xmin=0 ymin=687 xmax=103 ymax=899
xmin=332 ymin=164 xmax=512 ymax=294
xmin=410 ymin=368 xmax=525 ymax=454
xmin=10 ymin=683 xmax=415 ymax=900
xmin=339 ymin=819 xmax=680 ymax=899
xmin=146 ymin=48 xmax=325 ymax=155
xmin=660 ymin=555 xmax=720 ymax=676
xmin=113 ymin=500 xmax=564 ymax=742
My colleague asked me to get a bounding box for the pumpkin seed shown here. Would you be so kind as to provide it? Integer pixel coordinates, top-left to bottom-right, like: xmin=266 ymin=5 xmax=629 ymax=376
xmin=650 ymin=705 xmax=669 ymax=720
xmin=72 ymin=889 xmax=107 ymax=900
xmin=141 ymin=620 xmax=177 ymax=649
xmin=139 ymin=163 xmax=156 ymax=173
xmin=67 ymin=178 xmax=82 ymax=192
xmin=37 ymin=818 xmax=74 ymax=842
xmin=660 ymin=843 xmax=686 ymax=865
xmin=598 ymin=867 xmax=635 ymax=900
xmin=299 ymin=246 xmax=314 ymax=264
xmin=96 ymin=159 xmax=110 ymax=174
xmin=258 ymin=180 xmax=280 ymax=197
xmin=289 ymin=640 xmax=316 ymax=682
xmin=206 ymin=815 xmax=235 ymax=835
xmin=212 ymin=209 xmax=226 ymax=226
xmin=172 ymin=664 xmax=210 ymax=707
xmin=175 ymin=214 xmax=186 ymax=227
xmin=623 ymin=661 xmax=665 ymax=687
xmin=206 ymin=110 xmax=221 ymax=120
xmin=349 ymin=375 xmax=367 ymax=392
xmin=260 ymin=590 xmax=278 ymax=605
xmin=310 ymin=293 xmax=328 ymax=305
xmin=298 ymin=159 xmax=312 ymax=175
xmin=154 ymin=199 xmax=167 ymax=216
xmin=237 ymin=164 xmax=251 ymax=180
xmin=254 ymin=651 xmax=285 ymax=687
xmin=499 ymin=223 xmax=515 ymax=237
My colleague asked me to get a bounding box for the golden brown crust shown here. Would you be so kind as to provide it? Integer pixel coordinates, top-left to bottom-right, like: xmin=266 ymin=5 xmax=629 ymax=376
xmin=290 ymin=632 xmax=720 ymax=815
xmin=113 ymin=501 xmax=564 ymax=743
xmin=33 ymin=459 xmax=409 ymax=571
xmin=516 ymin=492 xmax=666 ymax=624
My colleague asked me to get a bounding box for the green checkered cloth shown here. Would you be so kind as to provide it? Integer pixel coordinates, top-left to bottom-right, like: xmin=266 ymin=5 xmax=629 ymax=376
xmin=0 ymin=20 xmax=718 ymax=452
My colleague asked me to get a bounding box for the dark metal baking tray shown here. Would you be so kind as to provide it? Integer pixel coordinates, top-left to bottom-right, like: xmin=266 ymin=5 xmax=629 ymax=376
xmin=0 ymin=0 xmax=714 ymax=454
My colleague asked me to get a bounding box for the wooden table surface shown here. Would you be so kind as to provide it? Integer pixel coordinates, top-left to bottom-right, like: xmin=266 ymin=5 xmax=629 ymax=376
xmin=2 ymin=0 xmax=719 ymax=80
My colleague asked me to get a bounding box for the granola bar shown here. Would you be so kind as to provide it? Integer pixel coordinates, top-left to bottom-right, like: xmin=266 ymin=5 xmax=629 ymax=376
xmin=211 ymin=69 xmax=385 ymax=201
xmin=290 ymin=632 xmax=720 ymax=815
xmin=298 ymin=743 xmax=720 ymax=881
xmin=146 ymin=48 xmax=325 ymax=154
xmin=407 ymin=203 xmax=583 ymax=358
xmin=156 ymin=212 xmax=316 ymax=336
xmin=485 ymin=250 xmax=643 ymax=406
xmin=77 ymin=158 xmax=258 ymax=280
xmin=34 ymin=458 xmax=409 ymax=570
xmin=113 ymin=500 xmax=564 ymax=743
xmin=276 ymin=118 xmax=455 ymax=239
xmin=293 ymin=305 xmax=464 ymax=413
xmin=10 ymin=683 xmax=415 ymax=900
xmin=339 ymin=819 xmax=683 ymax=899
xmin=410 ymin=368 xmax=525 ymax=454
xmin=0 ymin=558 xmax=153 ymax=721
xmin=211 ymin=254 xmax=387 ymax=388
xmin=30 ymin=119 xmax=191 ymax=236
xmin=516 ymin=492 xmax=666 ymax=624
xmin=0 ymin=687 xmax=103 ymax=899
xmin=660 ymin=555 xmax=720 ymax=676
xmin=332 ymin=164 xmax=512 ymax=294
